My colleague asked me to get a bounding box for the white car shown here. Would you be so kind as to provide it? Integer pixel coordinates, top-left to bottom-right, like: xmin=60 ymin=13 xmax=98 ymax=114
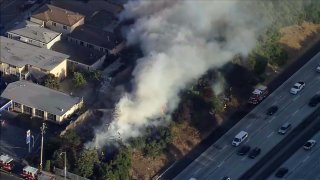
xmin=290 ymin=81 xmax=305 ymax=94
xmin=303 ymin=140 xmax=316 ymax=150
xmin=317 ymin=64 xmax=320 ymax=73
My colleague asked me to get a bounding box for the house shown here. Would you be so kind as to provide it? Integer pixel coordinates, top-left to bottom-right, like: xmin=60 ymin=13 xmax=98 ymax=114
xmin=0 ymin=37 xmax=69 ymax=81
xmin=7 ymin=21 xmax=62 ymax=49
xmin=1 ymin=80 xmax=83 ymax=123
xmin=51 ymin=40 xmax=106 ymax=71
xmin=67 ymin=24 xmax=125 ymax=55
xmin=30 ymin=4 xmax=84 ymax=34
xmin=51 ymin=0 xmax=123 ymax=18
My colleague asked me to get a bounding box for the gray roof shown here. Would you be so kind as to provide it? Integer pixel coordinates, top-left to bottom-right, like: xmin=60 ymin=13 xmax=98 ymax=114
xmin=0 ymin=36 xmax=69 ymax=70
xmin=7 ymin=21 xmax=61 ymax=43
xmin=51 ymin=40 xmax=105 ymax=65
xmin=1 ymin=80 xmax=81 ymax=116
xmin=69 ymin=25 xmax=123 ymax=50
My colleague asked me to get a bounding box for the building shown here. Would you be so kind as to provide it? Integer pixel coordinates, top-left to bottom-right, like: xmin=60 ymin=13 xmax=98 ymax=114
xmin=7 ymin=21 xmax=62 ymax=49
xmin=68 ymin=24 xmax=125 ymax=55
xmin=0 ymin=36 xmax=69 ymax=81
xmin=30 ymin=4 xmax=84 ymax=34
xmin=1 ymin=80 xmax=83 ymax=123
xmin=51 ymin=40 xmax=106 ymax=71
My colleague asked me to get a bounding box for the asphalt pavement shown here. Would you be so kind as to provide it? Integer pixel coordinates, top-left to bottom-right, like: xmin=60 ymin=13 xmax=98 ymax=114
xmin=268 ymin=129 xmax=320 ymax=180
xmin=0 ymin=171 xmax=20 ymax=180
xmin=160 ymin=39 xmax=320 ymax=180
xmin=174 ymin=51 xmax=320 ymax=179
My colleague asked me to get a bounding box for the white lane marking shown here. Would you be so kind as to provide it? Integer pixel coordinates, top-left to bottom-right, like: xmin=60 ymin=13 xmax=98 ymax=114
xmin=217 ymin=161 xmax=224 ymax=167
xmin=302 ymin=156 xmax=310 ymax=163
xmin=293 ymin=95 xmax=300 ymax=101
xmin=292 ymin=109 xmax=299 ymax=116
xmin=222 ymin=145 xmax=228 ymax=150
xmin=267 ymin=132 xmax=275 ymax=138
xmin=246 ymin=123 xmax=252 ymax=129
xmin=241 ymin=157 xmax=246 ymax=161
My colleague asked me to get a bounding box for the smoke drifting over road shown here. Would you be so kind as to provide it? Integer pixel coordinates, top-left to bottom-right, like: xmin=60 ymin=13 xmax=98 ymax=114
xmin=91 ymin=0 xmax=269 ymax=147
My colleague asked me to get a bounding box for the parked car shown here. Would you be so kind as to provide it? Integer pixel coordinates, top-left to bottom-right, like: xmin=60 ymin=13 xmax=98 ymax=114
xmin=248 ymin=147 xmax=261 ymax=159
xmin=317 ymin=64 xmax=320 ymax=73
xmin=303 ymin=140 xmax=316 ymax=150
xmin=267 ymin=106 xmax=278 ymax=115
xmin=290 ymin=81 xmax=305 ymax=94
xmin=278 ymin=122 xmax=291 ymax=135
xmin=275 ymin=167 xmax=288 ymax=178
xmin=308 ymin=94 xmax=320 ymax=107
xmin=237 ymin=145 xmax=251 ymax=156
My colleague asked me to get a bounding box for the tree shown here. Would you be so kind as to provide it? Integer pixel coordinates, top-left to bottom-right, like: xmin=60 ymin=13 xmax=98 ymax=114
xmin=103 ymin=150 xmax=131 ymax=180
xmin=43 ymin=74 xmax=60 ymax=90
xmin=75 ymin=149 xmax=99 ymax=178
xmin=52 ymin=150 xmax=68 ymax=169
xmin=73 ymin=72 xmax=87 ymax=87
xmin=90 ymin=70 xmax=102 ymax=82
xmin=250 ymin=53 xmax=268 ymax=75
xmin=268 ymin=44 xmax=288 ymax=67
xmin=211 ymin=95 xmax=225 ymax=114
xmin=60 ymin=130 xmax=81 ymax=149
xmin=44 ymin=160 xmax=51 ymax=172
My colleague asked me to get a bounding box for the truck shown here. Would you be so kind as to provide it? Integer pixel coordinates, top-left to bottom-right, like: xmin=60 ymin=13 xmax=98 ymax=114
xmin=20 ymin=166 xmax=39 ymax=180
xmin=0 ymin=154 xmax=14 ymax=172
xmin=248 ymin=85 xmax=269 ymax=104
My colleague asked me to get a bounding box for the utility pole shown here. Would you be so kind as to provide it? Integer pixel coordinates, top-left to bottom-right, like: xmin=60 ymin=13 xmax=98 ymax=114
xmin=60 ymin=152 xmax=67 ymax=180
xmin=40 ymin=122 xmax=46 ymax=171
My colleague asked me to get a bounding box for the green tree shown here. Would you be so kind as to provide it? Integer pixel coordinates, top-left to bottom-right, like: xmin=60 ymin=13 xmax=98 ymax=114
xmin=249 ymin=53 xmax=268 ymax=75
xmin=52 ymin=150 xmax=68 ymax=170
xmin=61 ymin=130 xmax=81 ymax=149
xmin=268 ymin=44 xmax=288 ymax=67
xmin=43 ymin=74 xmax=60 ymax=90
xmin=44 ymin=160 xmax=51 ymax=172
xmin=104 ymin=150 xmax=131 ymax=180
xmin=211 ymin=95 xmax=225 ymax=114
xmin=73 ymin=72 xmax=87 ymax=87
xmin=75 ymin=149 xmax=99 ymax=178
xmin=90 ymin=70 xmax=102 ymax=82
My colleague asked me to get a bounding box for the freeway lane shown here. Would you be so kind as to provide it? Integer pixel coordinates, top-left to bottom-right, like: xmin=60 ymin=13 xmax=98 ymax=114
xmin=174 ymin=51 xmax=320 ymax=180
xmin=268 ymin=129 xmax=320 ymax=180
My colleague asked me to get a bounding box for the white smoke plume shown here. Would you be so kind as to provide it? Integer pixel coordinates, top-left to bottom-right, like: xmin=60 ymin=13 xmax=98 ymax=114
xmin=90 ymin=0 xmax=269 ymax=147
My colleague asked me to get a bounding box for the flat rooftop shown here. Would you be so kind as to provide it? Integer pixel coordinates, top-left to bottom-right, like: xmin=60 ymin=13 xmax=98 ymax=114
xmin=1 ymin=80 xmax=81 ymax=116
xmin=7 ymin=21 xmax=61 ymax=43
xmin=51 ymin=40 xmax=105 ymax=65
xmin=0 ymin=36 xmax=69 ymax=71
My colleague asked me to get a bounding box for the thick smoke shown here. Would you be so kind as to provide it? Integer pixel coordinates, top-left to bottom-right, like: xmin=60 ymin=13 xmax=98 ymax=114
xmin=90 ymin=0 xmax=269 ymax=147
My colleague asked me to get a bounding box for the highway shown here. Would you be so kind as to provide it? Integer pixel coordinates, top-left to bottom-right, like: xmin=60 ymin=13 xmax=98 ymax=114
xmin=268 ymin=129 xmax=320 ymax=180
xmin=174 ymin=52 xmax=320 ymax=180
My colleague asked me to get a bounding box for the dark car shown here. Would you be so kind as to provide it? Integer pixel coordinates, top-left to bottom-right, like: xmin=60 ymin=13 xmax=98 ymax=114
xmin=237 ymin=145 xmax=251 ymax=156
xmin=275 ymin=167 xmax=288 ymax=178
xmin=308 ymin=94 xmax=320 ymax=107
xmin=267 ymin=106 xmax=278 ymax=115
xmin=248 ymin=147 xmax=261 ymax=159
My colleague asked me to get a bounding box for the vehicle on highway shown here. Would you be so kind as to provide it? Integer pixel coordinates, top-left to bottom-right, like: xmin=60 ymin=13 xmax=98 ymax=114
xmin=0 ymin=154 xmax=14 ymax=172
xmin=278 ymin=122 xmax=291 ymax=135
xmin=221 ymin=177 xmax=231 ymax=180
xmin=248 ymin=147 xmax=261 ymax=159
xmin=275 ymin=167 xmax=288 ymax=178
xmin=248 ymin=85 xmax=268 ymax=104
xmin=237 ymin=145 xmax=251 ymax=156
xmin=317 ymin=63 xmax=320 ymax=72
xmin=303 ymin=140 xmax=316 ymax=150
xmin=267 ymin=106 xmax=278 ymax=115
xmin=232 ymin=131 xmax=248 ymax=146
xmin=308 ymin=94 xmax=320 ymax=107
xmin=290 ymin=81 xmax=305 ymax=94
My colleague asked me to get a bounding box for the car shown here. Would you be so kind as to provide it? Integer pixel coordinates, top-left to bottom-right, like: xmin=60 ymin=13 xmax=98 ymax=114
xmin=267 ymin=106 xmax=278 ymax=115
xmin=221 ymin=177 xmax=231 ymax=180
xmin=303 ymin=140 xmax=316 ymax=150
xmin=278 ymin=122 xmax=291 ymax=135
xmin=275 ymin=167 xmax=288 ymax=178
xmin=308 ymin=94 xmax=320 ymax=107
xmin=237 ymin=145 xmax=251 ymax=156
xmin=290 ymin=81 xmax=305 ymax=94
xmin=317 ymin=64 xmax=320 ymax=73
xmin=248 ymin=147 xmax=261 ymax=159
